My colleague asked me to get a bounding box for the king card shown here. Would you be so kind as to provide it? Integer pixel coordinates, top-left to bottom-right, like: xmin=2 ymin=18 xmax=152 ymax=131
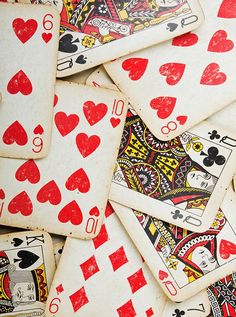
xmin=109 ymin=107 xmax=236 ymax=232
xmin=110 ymin=186 xmax=236 ymax=301
xmin=0 ymin=80 xmax=128 ymax=239
xmin=45 ymin=203 xmax=166 ymax=316
xmin=0 ymin=3 xmax=60 ymax=159
xmin=0 ymin=230 xmax=55 ymax=316
xmin=105 ymin=0 xmax=236 ymax=141
xmin=19 ymin=0 xmax=203 ymax=76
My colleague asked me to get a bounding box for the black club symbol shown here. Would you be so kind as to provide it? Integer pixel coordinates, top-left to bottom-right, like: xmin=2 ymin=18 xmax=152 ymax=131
xmin=200 ymin=146 xmax=226 ymax=167
xmin=208 ymin=130 xmax=220 ymax=140
xmin=172 ymin=309 xmax=185 ymax=317
xmin=171 ymin=210 xmax=183 ymax=220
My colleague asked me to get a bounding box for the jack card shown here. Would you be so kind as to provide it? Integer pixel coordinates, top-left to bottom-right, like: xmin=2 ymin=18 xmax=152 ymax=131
xmin=109 ymin=107 xmax=236 ymax=232
xmin=0 ymin=80 xmax=128 ymax=238
xmin=0 ymin=3 xmax=60 ymax=159
xmin=0 ymin=230 xmax=55 ymax=316
xmin=110 ymin=185 xmax=236 ymax=301
xmin=105 ymin=0 xmax=236 ymax=141
xmin=45 ymin=203 xmax=166 ymax=317
xmin=19 ymin=0 xmax=203 ymax=76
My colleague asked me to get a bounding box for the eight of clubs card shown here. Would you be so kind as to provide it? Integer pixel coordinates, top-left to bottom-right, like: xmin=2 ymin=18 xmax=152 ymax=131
xmin=0 ymin=81 xmax=128 ymax=238
xmin=45 ymin=203 xmax=166 ymax=317
xmin=0 ymin=3 xmax=60 ymax=159
xmin=0 ymin=230 xmax=55 ymax=316
xmin=111 ymin=185 xmax=236 ymax=301
xmin=105 ymin=0 xmax=236 ymax=140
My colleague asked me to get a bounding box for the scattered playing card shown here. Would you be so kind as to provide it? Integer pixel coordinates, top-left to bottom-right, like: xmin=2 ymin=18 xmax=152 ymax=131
xmin=86 ymin=66 xmax=117 ymax=91
xmin=207 ymin=272 xmax=236 ymax=317
xmin=53 ymin=241 xmax=65 ymax=266
xmin=19 ymin=0 xmax=204 ymax=76
xmin=105 ymin=0 xmax=236 ymax=141
xmin=0 ymin=80 xmax=128 ymax=238
xmin=0 ymin=2 xmax=60 ymax=159
xmin=0 ymin=230 xmax=55 ymax=316
xmin=45 ymin=203 xmax=167 ymax=316
xmin=161 ymin=291 xmax=211 ymax=317
xmin=110 ymin=185 xmax=236 ymax=301
xmin=63 ymin=67 xmax=98 ymax=85
xmin=109 ymin=106 xmax=236 ymax=232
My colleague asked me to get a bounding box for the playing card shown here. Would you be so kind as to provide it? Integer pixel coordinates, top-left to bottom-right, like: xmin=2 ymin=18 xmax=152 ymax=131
xmin=0 ymin=230 xmax=55 ymax=316
xmin=19 ymin=0 xmax=203 ymax=77
xmin=207 ymin=272 xmax=236 ymax=317
xmin=110 ymin=106 xmax=236 ymax=232
xmin=161 ymin=291 xmax=211 ymax=317
xmin=104 ymin=0 xmax=236 ymax=141
xmin=53 ymin=241 xmax=64 ymax=266
xmin=0 ymin=3 xmax=60 ymax=159
xmin=45 ymin=203 xmax=167 ymax=316
xmin=86 ymin=66 xmax=117 ymax=90
xmin=110 ymin=185 xmax=236 ymax=301
xmin=63 ymin=67 xmax=98 ymax=85
xmin=0 ymin=80 xmax=128 ymax=238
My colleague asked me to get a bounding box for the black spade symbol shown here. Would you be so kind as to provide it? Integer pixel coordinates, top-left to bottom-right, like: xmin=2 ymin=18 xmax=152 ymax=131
xmin=167 ymin=23 xmax=178 ymax=32
xmin=59 ymin=34 xmax=79 ymax=53
xmin=14 ymin=250 xmax=39 ymax=269
xmin=11 ymin=238 xmax=23 ymax=247
xmin=75 ymin=55 xmax=87 ymax=64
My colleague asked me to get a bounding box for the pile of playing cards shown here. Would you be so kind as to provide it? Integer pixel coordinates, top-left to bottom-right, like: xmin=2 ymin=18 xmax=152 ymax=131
xmin=1 ymin=0 xmax=236 ymax=316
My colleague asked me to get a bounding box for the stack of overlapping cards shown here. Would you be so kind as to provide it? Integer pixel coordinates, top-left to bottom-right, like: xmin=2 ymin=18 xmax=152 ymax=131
xmin=0 ymin=0 xmax=236 ymax=316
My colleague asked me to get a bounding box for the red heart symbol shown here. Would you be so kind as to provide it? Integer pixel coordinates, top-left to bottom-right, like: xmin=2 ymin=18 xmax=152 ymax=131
xmin=65 ymin=168 xmax=90 ymax=193
xmin=110 ymin=117 xmax=121 ymax=128
xmin=2 ymin=121 xmax=28 ymax=146
xmin=76 ymin=133 xmax=100 ymax=158
xmin=158 ymin=270 xmax=168 ymax=281
xmin=0 ymin=189 xmax=5 ymax=200
xmin=172 ymin=32 xmax=198 ymax=47
xmin=7 ymin=70 xmax=32 ymax=95
xmin=208 ymin=30 xmax=234 ymax=53
xmin=89 ymin=206 xmax=100 ymax=217
xmin=218 ymin=0 xmax=236 ymax=18
xmin=54 ymin=112 xmax=79 ymax=137
xmin=159 ymin=63 xmax=186 ymax=85
xmin=8 ymin=191 xmax=33 ymax=216
xmin=54 ymin=94 xmax=58 ymax=107
xmin=15 ymin=159 xmax=40 ymax=184
xmin=33 ymin=124 xmax=44 ymax=135
xmin=176 ymin=115 xmax=187 ymax=125
xmin=12 ymin=18 xmax=38 ymax=43
xmin=200 ymin=63 xmax=226 ymax=85
xmin=42 ymin=32 xmax=52 ymax=43
xmin=58 ymin=200 xmax=83 ymax=225
xmin=83 ymin=101 xmax=108 ymax=126
xmin=37 ymin=180 xmax=61 ymax=205
xmin=219 ymin=239 xmax=236 ymax=259
xmin=150 ymin=97 xmax=177 ymax=119
xmin=122 ymin=58 xmax=148 ymax=80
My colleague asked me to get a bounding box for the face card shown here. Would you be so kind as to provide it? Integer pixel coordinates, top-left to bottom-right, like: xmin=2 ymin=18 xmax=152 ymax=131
xmin=104 ymin=0 xmax=236 ymax=141
xmin=110 ymin=106 xmax=236 ymax=232
xmin=45 ymin=203 xmax=167 ymax=316
xmin=110 ymin=185 xmax=236 ymax=301
xmin=19 ymin=0 xmax=203 ymax=77
xmin=161 ymin=291 xmax=211 ymax=317
xmin=0 ymin=230 xmax=55 ymax=316
xmin=0 ymin=80 xmax=128 ymax=239
xmin=207 ymin=272 xmax=236 ymax=317
xmin=0 ymin=3 xmax=60 ymax=159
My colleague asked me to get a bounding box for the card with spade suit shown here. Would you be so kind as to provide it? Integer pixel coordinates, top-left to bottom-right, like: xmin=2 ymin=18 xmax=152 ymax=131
xmin=109 ymin=106 xmax=236 ymax=232
xmin=0 ymin=3 xmax=60 ymax=159
xmin=45 ymin=203 xmax=166 ymax=317
xmin=161 ymin=290 xmax=211 ymax=317
xmin=19 ymin=0 xmax=204 ymax=76
xmin=110 ymin=185 xmax=236 ymax=301
xmin=0 ymin=80 xmax=128 ymax=239
xmin=0 ymin=230 xmax=55 ymax=316
xmin=105 ymin=0 xmax=236 ymax=141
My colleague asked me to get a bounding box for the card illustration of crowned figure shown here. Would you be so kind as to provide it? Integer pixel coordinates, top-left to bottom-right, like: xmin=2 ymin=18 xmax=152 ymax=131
xmin=0 ymin=231 xmax=55 ymax=316
xmin=110 ymin=108 xmax=236 ymax=232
